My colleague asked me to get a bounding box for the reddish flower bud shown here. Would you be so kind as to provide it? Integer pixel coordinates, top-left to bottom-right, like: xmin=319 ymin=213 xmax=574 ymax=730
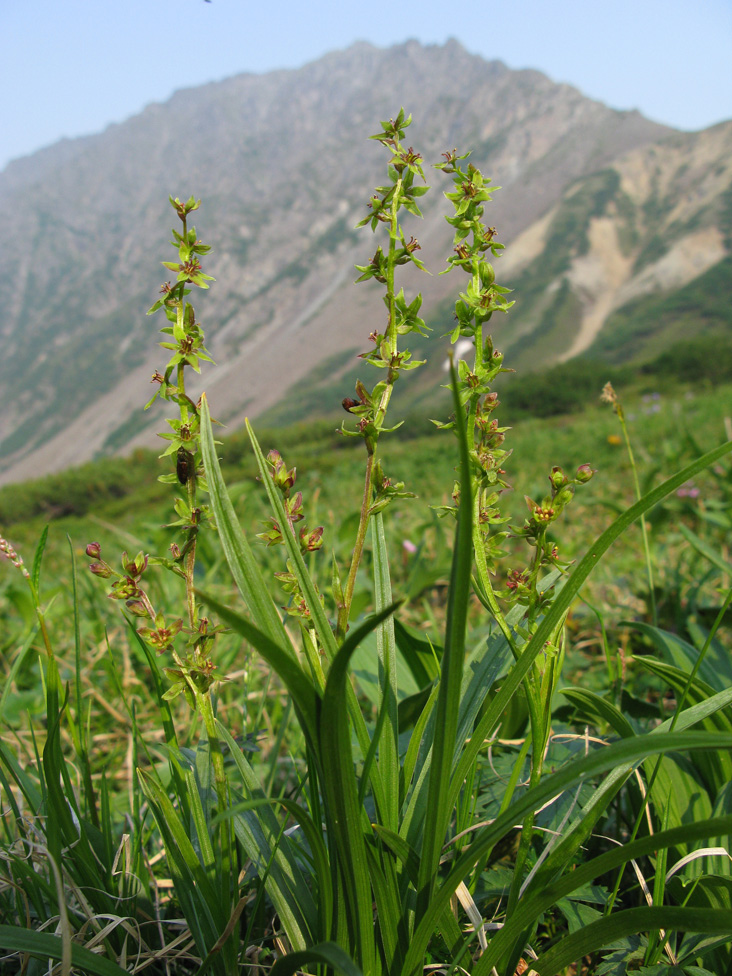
xmin=89 ymin=562 xmax=112 ymax=579
xmin=576 ymin=464 xmax=596 ymax=484
xmin=86 ymin=542 xmax=102 ymax=558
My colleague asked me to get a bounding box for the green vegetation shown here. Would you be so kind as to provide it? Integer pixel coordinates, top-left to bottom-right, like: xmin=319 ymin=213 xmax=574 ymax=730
xmin=1 ymin=114 xmax=731 ymax=976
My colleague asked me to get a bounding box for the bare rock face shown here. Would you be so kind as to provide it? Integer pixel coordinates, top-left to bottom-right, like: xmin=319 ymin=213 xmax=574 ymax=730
xmin=0 ymin=39 xmax=727 ymax=484
xmin=498 ymin=121 xmax=732 ymax=369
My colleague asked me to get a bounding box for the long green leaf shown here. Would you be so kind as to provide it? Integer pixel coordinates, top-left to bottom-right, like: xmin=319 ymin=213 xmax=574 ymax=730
xmin=0 ymin=926 xmax=130 ymax=976
xmin=215 ymin=720 xmax=317 ymax=949
xmin=446 ymin=436 xmax=732 ymax=817
xmin=270 ymin=942 xmax=364 ymax=976
xmin=401 ymin=730 xmax=732 ymax=976
xmin=213 ymin=793 xmax=333 ymax=942
xmin=513 ymin=684 xmax=732 ymax=930
xmin=534 ymin=906 xmax=732 ymax=974
xmin=366 ymin=839 xmax=403 ymax=970
xmin=474 ymin=815 xmax=732 ymax=975
xmin=318 ymin=603 xmax=400 ymax=972
xmin=245 ymin=418 xmax=338 ymax=660
xmin=416 ymin=357 xmax=473 ymax=917
xmin=371 ymin=511 xmax=400 ymax=831
xmin=372 ymin=824 xmax=464 ymax=957
xmin=138 ymin=768 xmax=224 ymax=953
xmin=200 ymin=395 xmax=292 ymax=651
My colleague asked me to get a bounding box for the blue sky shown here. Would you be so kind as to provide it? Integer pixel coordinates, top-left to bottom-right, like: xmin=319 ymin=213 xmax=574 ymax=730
xmin=2 ymin=0 xmax=731 ymax=172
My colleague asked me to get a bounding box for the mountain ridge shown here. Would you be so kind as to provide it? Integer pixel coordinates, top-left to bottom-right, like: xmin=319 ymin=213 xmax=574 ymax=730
xmin=1 ymin=39 xmax=727 ymax=485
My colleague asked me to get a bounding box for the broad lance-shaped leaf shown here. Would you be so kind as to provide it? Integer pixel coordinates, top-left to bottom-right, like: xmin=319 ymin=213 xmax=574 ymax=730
xmin=0 ymin=927 xmax=131 ymax=976
xmin=401 ymin=729 xmax=732 ymax=976
xmin=200 ymin=396 xmax=293 ymax=654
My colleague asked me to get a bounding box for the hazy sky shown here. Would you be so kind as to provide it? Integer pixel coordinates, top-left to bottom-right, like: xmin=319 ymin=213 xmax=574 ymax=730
xmin=2 ymin=0 xmax=731 ymax=172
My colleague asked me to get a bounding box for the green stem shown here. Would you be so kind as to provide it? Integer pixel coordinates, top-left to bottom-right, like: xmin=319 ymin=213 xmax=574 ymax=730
xmin=196 ymin=688 xmax=228 ymax=814
xmin=373 ymin=177 xmax=402 ymax=430
xmin=337 ymin=178 xmax=403 ymax=641
xmin=25 ymin=578 xmax=56 ymax=663
xmin=336 ymin=453 xmax=374 ymax=641
xmin=617 ymin=402 xmax=657 ymax=625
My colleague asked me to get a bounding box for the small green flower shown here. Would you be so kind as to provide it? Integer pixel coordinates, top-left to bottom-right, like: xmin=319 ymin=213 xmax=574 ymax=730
xmin=138 ymin=614 xmax=183 ymax=654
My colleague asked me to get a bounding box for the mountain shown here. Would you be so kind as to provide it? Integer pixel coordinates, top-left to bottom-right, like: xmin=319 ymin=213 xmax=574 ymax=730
xmin=1 ymin=39 xmax=729 ymax=484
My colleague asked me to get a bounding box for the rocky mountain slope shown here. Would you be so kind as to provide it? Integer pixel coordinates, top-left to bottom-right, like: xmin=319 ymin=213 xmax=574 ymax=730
xmin=1 ymin=39 xmax=729 ymax=484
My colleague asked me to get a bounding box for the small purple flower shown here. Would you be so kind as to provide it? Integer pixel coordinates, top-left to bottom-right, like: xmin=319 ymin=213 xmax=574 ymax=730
xmin=402 ymin=540 xmax=417 ymax=554
xmin=676 ymin=482 xmax=700 ymax=499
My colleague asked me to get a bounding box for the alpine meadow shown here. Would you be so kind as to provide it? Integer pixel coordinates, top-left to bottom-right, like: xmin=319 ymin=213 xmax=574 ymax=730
xmin=1 ymin=85 xmax=732 ymax=976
